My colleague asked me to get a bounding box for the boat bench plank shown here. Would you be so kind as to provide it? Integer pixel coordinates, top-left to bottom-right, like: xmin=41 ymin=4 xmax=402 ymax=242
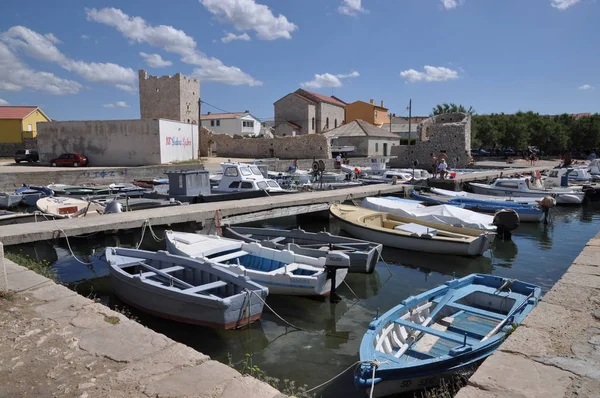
xmin=140 ymin=265 xmax=185 ymax=278
xmin=394 ymin=318 xmax=468 ymax=345
xmin=211 ymin=250 xmax=249 ymax=263
xmin=445 ymin=302 xmax=506 ymax=321
xmin=269 ymin=237 xmax=286 ymax=243
xmin=184 ymin=280 xmax=228 ymax=294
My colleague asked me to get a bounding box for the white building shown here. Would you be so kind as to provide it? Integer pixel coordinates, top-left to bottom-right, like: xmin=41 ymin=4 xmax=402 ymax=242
xmin=200 ymin=111 xmax=261 ymax=136
xmin=37 ymin=119 xmax=199 ymax=166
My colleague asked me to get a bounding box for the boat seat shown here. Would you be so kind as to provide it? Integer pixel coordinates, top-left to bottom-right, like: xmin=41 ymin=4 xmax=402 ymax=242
xmin=211 ymin=251 xmax=248 ymax=263
xmin=183 ymin=280 xmax=228 ymax=294
xmin=444 ymin=302 xmax=506 ymax=321
xmin=269 ymin=237 xmax=286 ymax=243
xmin=394 ymin=318 xmax=468 ymax=345
xmin=139 ymin=265 xmax=185 ymax=278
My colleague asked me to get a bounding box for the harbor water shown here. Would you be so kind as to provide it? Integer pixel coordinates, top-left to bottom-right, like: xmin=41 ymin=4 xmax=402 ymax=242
xmin=7 ymin=202 xmax=600 ymax=397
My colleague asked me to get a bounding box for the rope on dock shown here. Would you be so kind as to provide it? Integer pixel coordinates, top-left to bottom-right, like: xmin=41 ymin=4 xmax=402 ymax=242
xmin=301 ymin=359 xmax=387 ymax=397
xmin=38 ymin=213 xmax=92 ymax=265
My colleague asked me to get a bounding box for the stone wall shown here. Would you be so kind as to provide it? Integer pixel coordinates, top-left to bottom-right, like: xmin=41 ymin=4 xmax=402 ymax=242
xmin=139 ymin=70 xmax=200 ymax=124
xmin=205 ymin=131 xmax=331 ymax=160
xmin=390 ymin=113 xmax=471 ymax=168
xmin=273 ymin=93 xmax=312 ymax=136
xmin=317 ymin=102 xmax=345 ymax=133
xmin=0 ymin=138 xmax=38 ymax=157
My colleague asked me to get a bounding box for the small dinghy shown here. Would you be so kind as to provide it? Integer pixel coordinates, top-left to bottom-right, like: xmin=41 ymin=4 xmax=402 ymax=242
xmin=106 ymin=248 xmax=268 ymax=329
xmin=15 ymin=186 xmax=53 ymax=206
xmin=354 ymin=274 xmax=541 ymax=397
xmin=330 ymin=204 xmax=493 ymax=256
xmin=223 ymin=226 xmax=382 ymax=274
xmin=0 ymin=192 xmax=23 ymax=209
xmin=36 ymin=197 xmax=104 ymax=218
xmin=166 ymin=231 xmax=350 ymax=297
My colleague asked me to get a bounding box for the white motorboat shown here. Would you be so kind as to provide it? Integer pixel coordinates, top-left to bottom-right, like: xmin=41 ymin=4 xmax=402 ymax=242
xmin=543 ymin=168 xmax=592 ymax=188
xmin=360 ymin=197 xmax=497 ymax=233
xmin=330 ymin=204 xmax=492 ymax=256
xmin=429 ymin=187 xmax=541 ymax=204
xmin=469 ymin=177 xmax=585 ymax=204
xmin=212 ymin=162 xmax=287 ymax=193
xmin=36 ymin=197 xmax=105 ymax=218
xmin=165 ymin=231 xmax=350 ymax=297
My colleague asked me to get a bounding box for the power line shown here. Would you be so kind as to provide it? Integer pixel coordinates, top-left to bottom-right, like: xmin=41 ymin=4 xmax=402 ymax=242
xmin=200 ymin=100 xmax=232 ymax=114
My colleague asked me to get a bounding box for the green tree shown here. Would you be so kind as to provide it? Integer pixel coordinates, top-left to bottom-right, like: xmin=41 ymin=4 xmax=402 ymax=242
xmin=431 ymin=103 xmax=476 ymax=116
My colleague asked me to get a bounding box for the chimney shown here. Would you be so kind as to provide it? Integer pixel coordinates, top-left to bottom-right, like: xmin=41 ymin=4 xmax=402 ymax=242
xmin=207 ymin=111 xmax=211 ymax=115
xmin=381 ymin=100 xmax=384 ymax=108
xmin=370 ymin=99 xmax=374 ymax=105
xmin=244 ymin=110 xmax=249 ymax=113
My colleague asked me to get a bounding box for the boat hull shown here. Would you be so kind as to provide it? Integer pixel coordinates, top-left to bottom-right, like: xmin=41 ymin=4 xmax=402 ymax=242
xmin=331 ymin=211 xmax=490 ymax=256
xmin=469 ymin=184 xmax=584 ymax=204
xmin=0 ymin=194 xmax=23 ymax=209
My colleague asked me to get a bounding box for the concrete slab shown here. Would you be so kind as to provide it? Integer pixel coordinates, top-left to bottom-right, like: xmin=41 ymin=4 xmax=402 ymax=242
xmin=34 ymin=293 xmax=90 ymax=320
xmin=70 ymin=303 xmax=129 ymax=330
xmin=542 ymin=281 xmax=600 ymax=313
xmin=29 ymin=283 xmax=77 ymax=302
xmin=498 ymin=325 xmax=556 ymax=358
xmin=116 ymin=342 xmax=210 ymax=383
xmin=468 ymin=351 xmax=574 ymax=398
xmin=8 ymin=269 xmax=53 ymax=292
xmin=573 ymin=246 xmax=600 ymax=266
xmin=219 ymin=376 xmax=281 ymax=398
xmin=2 ymin=259 xmax=27 ymax=275
xmin=79 ymin=321 xmax=170 ymax=363
xmin=569 ymin=264 xmax=600 ymax=276
xmin=143 ymin=360 xmax=240 ymax=398
xmin=560 ymin=272 xmax=600 ymax=290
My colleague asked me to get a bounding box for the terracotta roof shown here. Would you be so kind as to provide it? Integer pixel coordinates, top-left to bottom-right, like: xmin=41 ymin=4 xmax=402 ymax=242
xmin=201 ymin=112 xmax=246 ymax=120
xmin=322 ymin=120 xmax=400 ymax=139
xmin=571 ymin=113 xmax=591 ymax=119
xmin=287 ymin=121 xmax=301 ymax=129
xmin=293 ymin=93 xmax=316 ymax=104
xmin=296 ymin=89 xmax=346 ymax=107
xmin=0 ymin=106 xmax=38 ymax=120
xmin=331 ymin=95 xmax=348 ymax=105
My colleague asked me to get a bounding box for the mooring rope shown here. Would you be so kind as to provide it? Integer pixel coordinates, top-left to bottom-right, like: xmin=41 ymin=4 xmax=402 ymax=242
xmin=40 ymin=213 xmax=92 ymax=265
xmin=302 ymin=359 xmax=387 ymax=396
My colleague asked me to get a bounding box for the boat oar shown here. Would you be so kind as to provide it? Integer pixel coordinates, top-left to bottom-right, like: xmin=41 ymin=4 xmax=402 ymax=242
xmin=481 ymin=291 xmax=534 ymax=342
xmin=394 ymin=289 xmax=455 ymax=358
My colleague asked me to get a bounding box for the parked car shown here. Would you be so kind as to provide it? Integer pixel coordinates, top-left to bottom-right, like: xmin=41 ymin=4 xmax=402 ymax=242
xmin=49 ymin=153 xmax=88 ymax=167
xmin=471 ymin=149 xmax=490 ymax=157
xmin=14 ymin=149 xmax=39 ymax=163
xmin=503 ymin=148 xmax=517 ymax=156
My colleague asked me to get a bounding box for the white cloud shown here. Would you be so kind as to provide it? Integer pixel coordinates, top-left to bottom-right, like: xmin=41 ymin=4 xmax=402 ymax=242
xmin=2 ymin=26 xmax=135 ymax=85
xmin=400 ymin=65 xmax=459 ymax=83
xmin=103 ymin=101 xmax=129 ymax=108
xmin=338 ymin=0 xmax=367 ymax=16
xmin=116 ymin=84 xmax=137 ymax=94
xmin=301 ymin=71 xmax=360 ymax=89
xmin=221 ymin=32 xmax=251 ymax=43
xmin=0 ymin=42 xmax=82 ymax=95
xmin=200 ymin=0 xmax=297 ymax=40
xmin=81 ymin=34 xmax=89 ymax=40
xmin=87 ymin=7 xmax=261 ymax=86
xmin=551 ymin=0 xmax=580 ymax=10
xmin=0 ymin=98 xmax=9 ymax=105
xmin=44 ymin=33 xmax=61 ymax=44
xmin=441 ymin=0 xmax=465 ymax=9
xmin=579 ymin=84 xmax=594 ymax=90
xmin=139 ymin=52 xmax=172 ymax=68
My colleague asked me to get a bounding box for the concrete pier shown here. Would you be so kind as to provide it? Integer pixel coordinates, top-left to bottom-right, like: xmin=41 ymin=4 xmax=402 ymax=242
xmin=0 ymin=183 xmax=407 ymax=246
xmin=428 ymin=166 xmax=544 ymax=190
xmin=0 ymin=254 xmax=285 ymax=398
xmin=456 ymin=232 xmax=600 ymax=398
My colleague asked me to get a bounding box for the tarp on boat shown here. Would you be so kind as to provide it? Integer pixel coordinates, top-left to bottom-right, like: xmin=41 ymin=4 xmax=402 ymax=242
xmin=361 ymin=197 xmax=496 ymax=232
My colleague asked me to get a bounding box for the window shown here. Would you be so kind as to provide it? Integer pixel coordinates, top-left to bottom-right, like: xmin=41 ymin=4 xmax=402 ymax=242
xmin=27 ymin=124 xmax=32 ymax=131
xmin=211 ymin=120 xmax=215 ymax=127
xmin=375 ymin=143 xmax=379 ymax=152
xmin=224 ymin=167 xmax=239 ymax=177
xmin=216 ymin=120 xmax=220 ymax=127
xmin=240 ymin=182 xmax=253 ymax=189
xmin=326 ymin=117 xmax=329 ymax=128
xmin=243 ymin=121 xmax=255 ymax=128
xmin=267 ymin=181 xmax=280 ymax=188
xmin=156 ymin=88 xmax=159 ymax=93
xmin=187 ymin=119 xmax=190 ymax=123
xmin=178 ymin=175 xmax=184 ymax=189
xmin=250 ymin=166 xmax=263 ymax=175
xmin=312 ymin=117 xmax=315 ymax=131
xmin=334 ymin=119 xmax=337 ymax=128
xmin=228 ymin=182 xmax=240 ymax=189
xmin=187 ymin=104 xmax=190 ymax=110
xmin=257 ymin=181 xmax=268 ymax=189
xmin=240 ymin=167 xmax=252 ymax=176
xmin=496 ymin=182 xmax=519 ymax=189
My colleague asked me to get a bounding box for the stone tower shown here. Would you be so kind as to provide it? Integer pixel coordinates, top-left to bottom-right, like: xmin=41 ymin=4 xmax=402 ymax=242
xmin=138 ymin=70 xmax=200 ymax=124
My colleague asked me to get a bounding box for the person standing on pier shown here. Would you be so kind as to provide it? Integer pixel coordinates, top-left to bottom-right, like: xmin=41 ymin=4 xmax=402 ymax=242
xmin=430 ymin=152 xmax=437 ymax=178
xmin=438 ymin=158 xmax=448 ymax=179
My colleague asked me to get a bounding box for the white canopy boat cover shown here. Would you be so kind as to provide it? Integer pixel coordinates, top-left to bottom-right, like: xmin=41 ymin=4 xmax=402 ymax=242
xmin=361 ymin=197 xmax=497 ymax=232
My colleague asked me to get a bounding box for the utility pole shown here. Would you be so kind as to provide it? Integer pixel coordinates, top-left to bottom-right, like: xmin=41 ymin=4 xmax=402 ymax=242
xmin=408 ymin=99 xmax=412 ymax=145
xmin=198 ymin=98 xmax=202 ymax=159
xmin=389 ymin=112 xmax=392 ymax=133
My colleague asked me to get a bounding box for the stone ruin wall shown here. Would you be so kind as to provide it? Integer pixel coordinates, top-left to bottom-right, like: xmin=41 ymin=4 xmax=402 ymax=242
xmin=0 ymin=138 xmax=38 ymax=157
xmin=139 ymin=70 xmax=199 ymax=124
xmin=390 ymin=113 xmax=472 ymax=169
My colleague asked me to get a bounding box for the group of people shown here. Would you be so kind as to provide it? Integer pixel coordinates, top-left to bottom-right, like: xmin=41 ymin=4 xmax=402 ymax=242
xmin=430 ymin=152 xmax=449 ymax=179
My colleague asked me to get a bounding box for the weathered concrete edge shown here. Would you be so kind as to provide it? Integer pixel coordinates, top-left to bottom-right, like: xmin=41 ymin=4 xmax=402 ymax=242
xmin=1 ymin=248 xmax=286 ymax=398
xmin=455 ymin=231 xmax=600 ymax=398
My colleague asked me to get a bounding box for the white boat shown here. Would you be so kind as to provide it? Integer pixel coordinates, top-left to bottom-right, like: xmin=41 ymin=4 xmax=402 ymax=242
xmin=330 ymin=204 xmax=492 ymax=256
xmin=429 ymin=187 xmax=541 ymax=204
xmin=0 ymin=192 xmax=23 ymax=209
xmin=165 ymin=231 xmax=350 ymax=297
xmin=36 ymin=197 xmax=105 ymax=218
xmin=106 ymin=247 xmax=268 ymax=329
xmin=212 ymin=162 xmax=287 ymax=193
xmin=469 ymin=177 xmax=585 ymax=204
xmin=360 ymin=197 xmax=497 ymax=233
xmin=543 ymin=168 xmax=592 ymax=188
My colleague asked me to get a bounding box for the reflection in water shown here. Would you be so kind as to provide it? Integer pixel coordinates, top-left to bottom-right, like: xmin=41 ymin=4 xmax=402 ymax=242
xmin=9 ymin=205 xmax=600 ymax=398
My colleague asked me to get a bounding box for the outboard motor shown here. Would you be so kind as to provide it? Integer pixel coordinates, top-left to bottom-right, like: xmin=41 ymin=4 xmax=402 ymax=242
xmin=104 ymin=199 xmax=123 ymax=214
xmin=323 ymin=252 xmax=350 ymax=303
xmin=538 ymin=195 xmax=557 ymax=224
xmin=493 ymin=209 xmax=520 ymax=240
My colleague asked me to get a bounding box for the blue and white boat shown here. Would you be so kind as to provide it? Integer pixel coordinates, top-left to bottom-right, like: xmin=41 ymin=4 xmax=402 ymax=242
xmin=354 ymin=274 xmax=541 ymax=397
xmin=106 ymin=247 xmax=268 ymax=329
xmin=166 ymin=231 xmax=350 ymax=297
xmin=15 ymin=186 xmax=53 ymax=206
xmin=410 ymin=189 xmax=545 ymax=223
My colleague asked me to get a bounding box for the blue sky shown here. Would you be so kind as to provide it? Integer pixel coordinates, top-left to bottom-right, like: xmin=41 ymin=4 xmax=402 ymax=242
xmin=0 ymin=0 xmax=598 ymax=121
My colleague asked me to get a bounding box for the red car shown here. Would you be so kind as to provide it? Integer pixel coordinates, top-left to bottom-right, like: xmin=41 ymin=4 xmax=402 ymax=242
xmin=50 ymin=153 xmax=88 ymax=167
